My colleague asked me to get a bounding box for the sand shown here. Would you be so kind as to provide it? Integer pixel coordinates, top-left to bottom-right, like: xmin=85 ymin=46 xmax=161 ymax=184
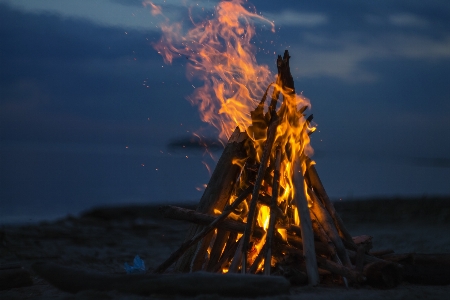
xmin=1 ymin=197 xmax=449 ymax=299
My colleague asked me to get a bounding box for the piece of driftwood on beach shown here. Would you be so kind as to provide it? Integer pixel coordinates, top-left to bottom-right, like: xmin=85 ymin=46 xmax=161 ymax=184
xmin=32 ymin=262 xmax=290 ymax=297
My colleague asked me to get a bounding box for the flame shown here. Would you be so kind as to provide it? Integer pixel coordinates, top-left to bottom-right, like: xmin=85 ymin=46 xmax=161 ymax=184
xmin=150 ymin=0 xmax=316 ymax=270
xmin=257 ymin=205 xmax=270 ymax=231
xmin=142 ymin=1 xmax=163 ymax=16
xmin=152 ymin=0 xmax=275 ymax=142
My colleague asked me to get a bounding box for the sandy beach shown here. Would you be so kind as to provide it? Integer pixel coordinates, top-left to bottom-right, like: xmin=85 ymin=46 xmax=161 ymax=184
xmin=1 ymin=197 xmax=449 ymax=299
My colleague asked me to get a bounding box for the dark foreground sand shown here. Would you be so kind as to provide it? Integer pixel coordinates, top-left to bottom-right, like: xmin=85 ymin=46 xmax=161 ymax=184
xmin=1 ymin=197 xmax=449 ymax=299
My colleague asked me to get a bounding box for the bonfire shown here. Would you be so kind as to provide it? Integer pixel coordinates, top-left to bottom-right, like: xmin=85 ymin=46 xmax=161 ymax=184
xmin=151 ymin=0 xmax=400 ymax=288
xmin=10 ymin=0 xmax=447 ymax=297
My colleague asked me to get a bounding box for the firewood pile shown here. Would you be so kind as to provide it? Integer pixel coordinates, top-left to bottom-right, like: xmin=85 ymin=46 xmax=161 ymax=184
xmin=154 ymin=50 xmax=403 ymax=288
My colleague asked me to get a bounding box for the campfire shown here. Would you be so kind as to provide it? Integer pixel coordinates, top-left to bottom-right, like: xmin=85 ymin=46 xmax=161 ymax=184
xmin=11 ymin=1 xmax=448 ymax=297
xmin=148 ymin=0 xmax=403 ymax=288
xmin=155 ymin=49 xmax=401 ymax=287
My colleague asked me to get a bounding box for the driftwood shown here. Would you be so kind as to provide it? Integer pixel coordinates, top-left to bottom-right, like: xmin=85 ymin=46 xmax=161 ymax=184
xmin=305 ymin=159 xmax=355 ymax=249
xmin=206 ymin=229 xmax=229 ymax=271
xmin=308 ymin=188 xmax=352 ymax=267
xmin=347 ymin=249 xmax=401 ymax=267
xmin=310 ymin=214 xmax=337 ymax=257
xmin=286 ymin=234 xmax=331 ymax=257
xmin=381 ymin=253 xmax=450 ymax=285
xmin=212 ymin=234 xmax=240 ymax=273
xmin=228 ymin=238 xmax=244 ymax=273
xmin=315 ymin=256 xmax=366 ymax=284
xmin=264 ymin=145 xmax=282 ymax=275
xmin=32 ymin=262 xmax=290 ymax=297
xmin=355 ymin=245 xmax=367 ymax=273
xmin=177 ymin=127 xmax=248 ymax=272
xmin=363 ymin=261 xmax=402 ymax=289
xmin=154 ymin=186 xmax=253 ymax=273
xmin=161 ymin=205 xmax=265 ymax=238
xmin=249 ymin=243 xmax=267 ymax=274
xmin=293 ymin=159 xmax=319 ymax=286
xmin=241 ymin=116 xmax=280 ymax=272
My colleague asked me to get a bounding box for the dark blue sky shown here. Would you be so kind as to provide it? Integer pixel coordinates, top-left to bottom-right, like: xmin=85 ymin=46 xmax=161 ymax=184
xmin=1 ymin=0 xmax=449 ymax=222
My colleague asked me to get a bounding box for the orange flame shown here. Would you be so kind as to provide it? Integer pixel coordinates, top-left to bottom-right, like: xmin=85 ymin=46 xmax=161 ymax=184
xmin=152 ymin=0 xmax=277 ymax=142
xmin=150 ymin=0 xmax=316 ymax=269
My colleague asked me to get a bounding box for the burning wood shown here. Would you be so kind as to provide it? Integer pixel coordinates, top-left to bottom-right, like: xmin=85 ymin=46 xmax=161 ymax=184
xmin=153 ymin=50 xmax=401 ymax=289
xmin=145 ymin=0 xmax=414 ymax=290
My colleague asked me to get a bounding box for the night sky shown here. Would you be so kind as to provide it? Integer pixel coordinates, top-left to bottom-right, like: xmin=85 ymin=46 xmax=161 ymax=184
xmin=1 ymin=0 xmax=450 ymax=223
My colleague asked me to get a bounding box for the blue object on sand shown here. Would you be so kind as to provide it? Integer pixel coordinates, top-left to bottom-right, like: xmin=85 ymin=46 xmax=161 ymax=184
xmin=124 ymin=255 xmax=146 ymax=274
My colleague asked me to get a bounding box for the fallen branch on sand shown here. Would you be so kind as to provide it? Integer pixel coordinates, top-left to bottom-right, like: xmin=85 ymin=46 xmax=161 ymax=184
xmin=32 ymin=262 xmax=290 ymax=297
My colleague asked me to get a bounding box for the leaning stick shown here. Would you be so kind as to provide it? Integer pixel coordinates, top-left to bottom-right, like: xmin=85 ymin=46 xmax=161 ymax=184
xmin=308 ymin=188 xmax=352 ymax=267
xmin=206 ymin=229 xmax=230 ymax=271
xmin=264 ymin=145 xmax=282 ymax=275
xmin=241 ymin=116 xmax=280 ymax=273
xmin=212 ymin=232 xmax=239 ymax=273
xmin=228 ymin=238 xmax=244 ymax=273
xmin=249 ymin=243 xmax=267 ymax=274
xmin=177 ymin=128 xmax=248 ymax=272
xmin=310 ymin=214 xmax=336 ymax=256
xmin=293 ymin=158 xmax=320 ymax=286
xmin=154 ymin=186 xmax=253 ymax=274
xmin=161 ymin=205 xmax=265 ymax=238
xmin=305 ymin=158 xmax=355 ymax=248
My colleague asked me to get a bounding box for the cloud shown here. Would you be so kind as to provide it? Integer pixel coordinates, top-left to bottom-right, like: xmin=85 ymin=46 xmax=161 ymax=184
xmin=389 ymin=13 xmax=429 ymax=28
xmin=0 ymin=0 xmax=169 ymax=30
xmin=263 ymin=10 xmax=327 ymax=27
xmin=289 ymin=32 xmax=450 ymax=81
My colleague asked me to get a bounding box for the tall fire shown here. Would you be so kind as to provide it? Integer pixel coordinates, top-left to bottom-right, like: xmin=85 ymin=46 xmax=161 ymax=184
xmin=150 ymin=0 xmax=401 ymax=288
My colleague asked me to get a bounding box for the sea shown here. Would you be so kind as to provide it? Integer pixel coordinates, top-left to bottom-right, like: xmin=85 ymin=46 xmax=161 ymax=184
xmin=1 ymin=141 xmax=449 ymax=224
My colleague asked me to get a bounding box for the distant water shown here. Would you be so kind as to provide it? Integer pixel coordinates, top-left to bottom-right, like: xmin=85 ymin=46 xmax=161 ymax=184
xmin=1 ymin=141 xmax=449 ymax=224
xmin=0 ymin=141 xmax=210 ymax=224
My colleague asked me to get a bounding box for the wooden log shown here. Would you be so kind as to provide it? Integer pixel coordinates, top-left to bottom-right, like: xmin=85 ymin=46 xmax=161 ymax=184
xmin=211 ymin=233 xmax=239 ymax=273
xmin=382 ymin=253 xmax=450 ymax=285
xmin=293 ymin=159 xmax=320 ymax=286
xmin=355 ymin=245 xmax=366 ymax=273
xmin=363 ymin=261 xmax=402 ymax=289
xmin=206 ymin=229 xmax=229 ymax=271
xmin=190 ymin=185 xmax=252 ymax=272
xmin=305 ymin=159 xmax=355 ymax=249
xmin=154 ymin=186 xmax=254 ymax=273
xmin=347 ymin=249 xmax=402 ymax=268
xmin=310 ymin=214 xmax=348 ymax=286
xmin=161 ymin=205 xmax=265 ymax=238
xmin=352 ymin=235 xmax=373 ymax=248
xmin=286 ymin=234 xmax=331 ymax=257
xmin=32 ymin=262 xmax=290 ymax=297
xmin=310 ymin=214 xmax=336 ymax=257
xmin=249 ymin=243 xmax=267 ymax=274
xmin=176 ymin=127 xmax=248 ymax=272
xmin=228 ymin=238 xmax=244 ymax=273
xmin=315 ymin=256 xmax=366 ymax=284
xmin=308 ymin=188 xmax=352 ymax=268
xmin=241 ymin=117 xmax=279 ymax=273
xmin=264 ymin=145 xmax=282 ymax=275
xmin=191 ymin=231 xmax=214 ymax=272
